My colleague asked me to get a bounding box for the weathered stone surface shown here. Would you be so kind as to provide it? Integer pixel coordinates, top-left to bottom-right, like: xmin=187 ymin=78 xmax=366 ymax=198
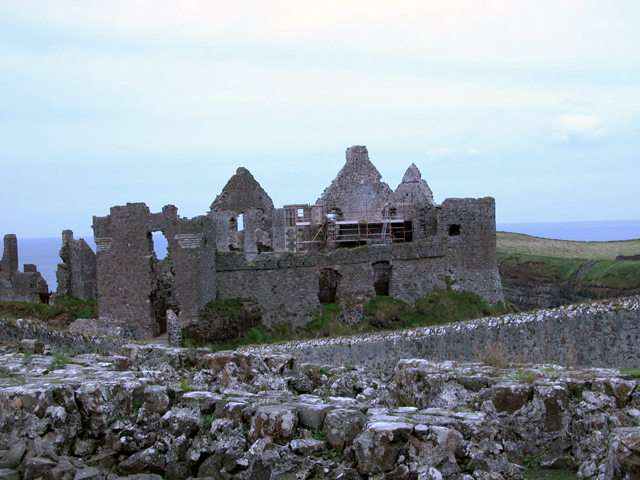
xmin=322 ymin=408 xmax=367 ymax=452
xmin=0 ymin=469 xmax=19 ymax=480
xmin=56 ymin=230 xmax=97 ymax=301
xmin=353 ymin=421 xmax=414 ymax=475
xmin=249 ymin=405 xmax=298 ymax=444
xmin=1 ymin=317 xmax=640 ymax=480
xmin=0 ymin=234 xmax=49 ymax=303
xmin=182 ymin=299 xmax=262 ymax=345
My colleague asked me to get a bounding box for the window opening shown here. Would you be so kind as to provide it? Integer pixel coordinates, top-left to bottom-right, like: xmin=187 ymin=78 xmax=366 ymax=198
xmin=237 ymin=213 xmax=244 ymax=231
xmin=318 ymin=269 xmax=339 ymax=304
xmin=449 ymin=224 xmax=461 ymax=236
xmin=149 ymin=231 xmax=169 ymax=259
xmin=372 ymin=261 xmax=391 ymax=296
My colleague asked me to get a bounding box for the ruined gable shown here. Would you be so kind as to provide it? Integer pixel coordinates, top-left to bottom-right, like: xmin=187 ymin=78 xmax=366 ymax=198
xmin=209 ymin=167 xmax=274 ymax=214
xmin=317 ymin=146 xmax=394 ymax=215
xmin=394 ymin=163 xmax=435 ymax=206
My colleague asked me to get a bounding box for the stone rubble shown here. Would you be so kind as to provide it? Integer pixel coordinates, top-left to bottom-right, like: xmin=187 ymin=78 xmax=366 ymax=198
xmin=0 ymin=340 xmax=639 ymax=479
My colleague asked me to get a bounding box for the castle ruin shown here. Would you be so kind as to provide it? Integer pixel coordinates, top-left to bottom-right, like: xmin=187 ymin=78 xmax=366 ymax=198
xmin=0 ymin=234 xmax=49 ymax=303
xmin=93 ymin=146 xmax=504 ymax=340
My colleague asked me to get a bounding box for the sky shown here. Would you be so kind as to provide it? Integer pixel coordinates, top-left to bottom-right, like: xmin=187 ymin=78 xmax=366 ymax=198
xmin=1 ymin=0 xmax=639 ymax=239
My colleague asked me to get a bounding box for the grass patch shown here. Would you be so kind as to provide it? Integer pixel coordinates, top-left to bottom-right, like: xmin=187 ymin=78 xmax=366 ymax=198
xmin=497 ymin=253 xmax=640 ymax=291
xmin=363 ymin=289 xmax=515 ymax=331
xmin=188 ymin=289 xmax=516 ymax=352
xmin=0 ymin=297 xmax=97 ymax=323
xmin=620 ymin=368 xmax=640 ymax=378
xmin=51 ymin=348 xmax=72 ymax=370
xmin=523 ymin=469 xmax=578 ymax=480
xmin=497 ymin=231 xmax=640 ymax=260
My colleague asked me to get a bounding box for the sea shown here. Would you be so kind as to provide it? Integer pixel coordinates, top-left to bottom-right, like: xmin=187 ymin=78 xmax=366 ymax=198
xmin=8 ymin=220 xmax=640 ymax=292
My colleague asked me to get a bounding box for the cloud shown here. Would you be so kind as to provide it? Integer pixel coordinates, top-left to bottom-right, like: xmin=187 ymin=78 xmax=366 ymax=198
xmin=424 ymin=147 xmax=457 ymax=162
xmin=553 ymin=114 xmax=607 ymax=142
xmin=466 ymin=148 xmax=482 ymax=157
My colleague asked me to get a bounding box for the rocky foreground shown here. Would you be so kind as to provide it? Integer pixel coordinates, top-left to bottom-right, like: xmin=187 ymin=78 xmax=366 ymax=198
xmin=1 ymin=340 xmax=640 ymax=480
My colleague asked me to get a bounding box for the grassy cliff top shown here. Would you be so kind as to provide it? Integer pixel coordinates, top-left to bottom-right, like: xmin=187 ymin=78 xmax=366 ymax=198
xmin=497 ymin=231 xmax=640 ymax=260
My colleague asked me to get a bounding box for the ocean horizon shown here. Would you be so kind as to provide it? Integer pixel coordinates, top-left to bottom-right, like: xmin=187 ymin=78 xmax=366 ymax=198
xmin=7 ymin=219 xmax=640 ymax=293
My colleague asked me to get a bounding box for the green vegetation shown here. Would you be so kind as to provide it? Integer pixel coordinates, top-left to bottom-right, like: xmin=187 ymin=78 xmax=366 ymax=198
xmin=51 ymin=348 xmax=72 ymax=370
xmin=188 ymin=288 xmax=515 ymax=352
xmin=312 ymin=431 xmax=325 ymax=441
xmin=323 ymin=447 xmax=338 ymax=461
xmin=0 ymin=296 xmax=97 ymax=323
xmin=620 ymin=368 xmax=640 ymax=378
xmin=364 ymin=288 xmax=515 ymax=331
xmin=523 ymin=469 xmax=578 ymax=480
xmin=497 ymin=253 xmax=640 ymax=291
xmin=497 ymin=231 xmax=640 ymax=260
xmin=204 ymin=413 xmax=216 ymax=428
xmin=514 ymin=369 xmax=539 ymax=384
xmin=179 ymin=376 xmax=193 ymax=392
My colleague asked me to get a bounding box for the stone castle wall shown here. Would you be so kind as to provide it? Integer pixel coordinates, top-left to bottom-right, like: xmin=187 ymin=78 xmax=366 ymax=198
xmin=56 ymin=230 xmax=97 ymax=301
xmin=90 ymin=146 xmax=505 ymax=340
xmin=93 ymin=203 xmax=217 ymax=339
xmin=0 ymin=234 xmax=49 ymax=303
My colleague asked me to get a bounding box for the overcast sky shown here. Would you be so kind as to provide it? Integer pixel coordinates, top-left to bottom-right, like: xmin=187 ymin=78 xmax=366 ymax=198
xmin=2 ymin=0 xmax=639 ymax=239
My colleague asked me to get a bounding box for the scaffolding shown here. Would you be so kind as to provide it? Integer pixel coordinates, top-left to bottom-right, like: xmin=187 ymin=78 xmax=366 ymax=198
xmin=284 ymin=203 xmax=414 ymax=253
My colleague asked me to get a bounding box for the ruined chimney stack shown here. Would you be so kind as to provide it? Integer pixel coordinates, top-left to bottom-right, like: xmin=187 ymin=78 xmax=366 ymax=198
xmin=1 ymin=234 xmax=18 ymax=273
xmin=62 ymin=230 xmax=74 ymax=246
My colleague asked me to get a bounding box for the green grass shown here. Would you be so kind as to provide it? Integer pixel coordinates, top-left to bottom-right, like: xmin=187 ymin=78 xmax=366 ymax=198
xmin=523 ymin=469 xmax=578 ymax=480
xmin=620 ymin=368 xmax=640 ymax=378
xmin=0 ymin=297 xmax=97 ymax=322
xmin=189 ymin=289 xmax=515 ymax=352
xmin=497 ymin=231 xmax=640 ymax=260
xmin=51 ymin=349 xmax=72 ymax=370
xmin=497 ymin=252 xmax=640 ymax=291
xmin=363 ymin=289 xmax=515 ymax=331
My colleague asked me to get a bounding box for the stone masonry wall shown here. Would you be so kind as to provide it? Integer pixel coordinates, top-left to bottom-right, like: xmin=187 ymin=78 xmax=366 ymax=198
xmin=56 ymin=230 xmax=97 ymax=301
xmin=93 ymin=203 xmax=217 ymax=339
xmin=216 ymin=242 xmax=450 ymax=326
xmin=243 ymin=295 xmax=640 ymax=371
xmin=0 ymin=234 xmax=49 ymax=303
xmin=437 ymin=197 xmax=505 ymax=305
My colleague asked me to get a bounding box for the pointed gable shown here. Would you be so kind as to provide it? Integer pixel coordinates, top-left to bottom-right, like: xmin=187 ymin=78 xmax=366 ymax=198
xmin=316 ymin=146 xmax=394 ymax=214
xmin=209 ymin=167 xmax=274 ymax=213
xmin=394 ymin=163 xmax=435 ymax=206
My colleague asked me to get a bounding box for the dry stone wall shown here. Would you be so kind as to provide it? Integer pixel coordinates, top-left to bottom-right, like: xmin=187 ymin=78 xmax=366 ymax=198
xmin=1 ymin=321 xmax=640 ymax=480
xmin=243 ymin=295 xmax=640 ymax=371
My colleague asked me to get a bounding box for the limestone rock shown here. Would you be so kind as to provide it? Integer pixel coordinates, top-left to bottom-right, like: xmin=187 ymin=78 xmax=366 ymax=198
xmin=353 ymin=421 xmax=413 ymax=475
xmin=322 ymin=409 xmax=367 ymax=452
xmin=249 ymin=405 xmax=298 ymax=444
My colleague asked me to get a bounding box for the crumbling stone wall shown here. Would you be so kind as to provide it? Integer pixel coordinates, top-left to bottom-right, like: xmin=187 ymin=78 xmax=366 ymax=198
xmin=91 ymin=145 xmax=504 ymax=339
xmin=93 ymin=203 xmax=217 ymax=339
xmin=208 ymin=167 xmax=276 ymax=253
xmin=316 ymin=145 xmax=395 ymax=216
xmin=56 ymin=230 xmax=97 ymax=300
xmin=436 ymin=197 xmax=505 ymax=305
xmin=0 ymin=234 xmax=48 ymax=303
xmin=215 ymin=243 xmax=449 ymax=327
